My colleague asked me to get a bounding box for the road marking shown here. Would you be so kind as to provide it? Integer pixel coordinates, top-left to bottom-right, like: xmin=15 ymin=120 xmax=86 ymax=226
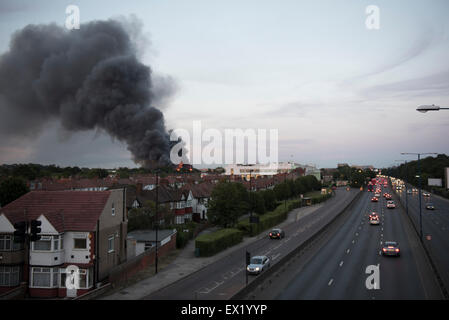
xmin=352 ymin=239 xmax=355 ymax=244
xmin=346 ymin=249 xmax=350 ymax=254
xmin=272 ymin=253 xmax=281 ymax=260
xmin=339 ymin=261 xmax=344 ymax=267
xmin=328 ymin=279 xmax=334 ymax=286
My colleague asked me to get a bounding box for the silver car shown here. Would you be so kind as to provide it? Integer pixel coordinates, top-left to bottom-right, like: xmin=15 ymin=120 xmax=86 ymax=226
xmin=247 ymin=255 xmax=270 ymax=275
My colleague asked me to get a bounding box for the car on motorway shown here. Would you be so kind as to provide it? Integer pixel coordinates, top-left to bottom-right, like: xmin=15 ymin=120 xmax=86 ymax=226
xmin=425 ymin=203 xmax=435 ymax=210
xmin=412 ymin=188 xmax=418 ymax=193
xmin=374 ymin=192 xmax=381 ymax=197
xmin=368 ymin=212 xmax=379 ymax=220
xmin=422 ymin=191 xmax=431 ymax=197
xmin=382 ymin=241 xmax=400 ymax=256
xmin=406 ymin=189 xmax=413 ymax=194
xmin=269 ymin=228 xmax=285 ymax=239
xmin=371 ymin=196 xmax=379 ymax=202
xmin=386 ymin=200 xmax=396 ymax=209
xmin=369 ymin=216 xmax=380 ymax=225
xmin=247 ymin=255 xmax=271 ymax=275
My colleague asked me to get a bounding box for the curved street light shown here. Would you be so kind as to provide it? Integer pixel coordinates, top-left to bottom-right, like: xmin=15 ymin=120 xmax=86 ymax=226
xmin=417 ymin=104 xmax=449 ymax=113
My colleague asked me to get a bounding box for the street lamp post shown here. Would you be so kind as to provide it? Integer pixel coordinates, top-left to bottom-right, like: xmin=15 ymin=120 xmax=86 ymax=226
xmin=249 ymin=169 xmax=254 ymax=235
xmin=395 ymin=160 xmax=408 ymax=217
xmin=400 ymin=152 xmax=437 ymax=241
xmin=416 ymin=104 xmax=449 ymax=113
xmin=154 ymin=168 xmax=160 ymax=274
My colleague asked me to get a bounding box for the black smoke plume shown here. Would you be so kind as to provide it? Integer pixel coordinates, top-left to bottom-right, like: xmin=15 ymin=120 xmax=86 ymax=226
xmin=0 ymin=18 xmax=176 ymax=167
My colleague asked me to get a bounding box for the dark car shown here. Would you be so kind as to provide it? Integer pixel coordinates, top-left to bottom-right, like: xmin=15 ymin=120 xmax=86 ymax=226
xmin=426 ymin=203 xmax=435 ymax=210
xmin=269 ymin=228 xmax=285 ymax=239
xmin=382 ymin=241 xmax=400 ymax=256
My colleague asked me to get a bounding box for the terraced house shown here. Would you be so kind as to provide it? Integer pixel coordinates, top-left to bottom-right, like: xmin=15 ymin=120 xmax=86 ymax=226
xmin=0 ymin=189 xmax=127 ymax=298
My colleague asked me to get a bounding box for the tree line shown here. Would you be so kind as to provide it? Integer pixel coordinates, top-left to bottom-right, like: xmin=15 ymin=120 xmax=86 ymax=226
xmin=207 ymin=175 xmax=322 ymax=228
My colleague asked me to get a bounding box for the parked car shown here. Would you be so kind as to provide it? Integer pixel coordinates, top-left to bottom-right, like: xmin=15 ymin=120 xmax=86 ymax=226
xmin=269 ymin=228 xmax=285 ymax=239
xmin=247 ymin=255 xmax=271 ymax=275
xmin=382 ymin=241 xmax=400 ymax=256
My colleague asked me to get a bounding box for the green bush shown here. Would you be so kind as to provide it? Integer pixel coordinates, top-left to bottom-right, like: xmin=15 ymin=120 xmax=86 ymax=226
xmin=311 ymin=193 xmax=332 ymax=204
xmin=237 ymin=203 xmax=289 ymax=237
xmin=195 ymin=228 xmax=243 ymax=257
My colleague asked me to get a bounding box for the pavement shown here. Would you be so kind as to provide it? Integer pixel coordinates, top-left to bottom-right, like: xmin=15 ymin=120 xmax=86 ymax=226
xmin=100 ymin=202 xmax=323 ymax=300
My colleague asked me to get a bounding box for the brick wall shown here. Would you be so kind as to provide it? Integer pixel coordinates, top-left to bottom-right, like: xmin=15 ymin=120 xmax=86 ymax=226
xmin=108 ymin=232 xmax=177 ymax=286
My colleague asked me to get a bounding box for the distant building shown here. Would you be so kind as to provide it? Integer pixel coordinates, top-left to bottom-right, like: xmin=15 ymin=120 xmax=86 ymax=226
xmin=224 ymin=162 xmax=299 ymax=179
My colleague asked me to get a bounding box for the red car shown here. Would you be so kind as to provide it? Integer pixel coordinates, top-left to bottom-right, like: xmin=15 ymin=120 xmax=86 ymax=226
xmin=371 ymin=197 xmax=379 ymax=202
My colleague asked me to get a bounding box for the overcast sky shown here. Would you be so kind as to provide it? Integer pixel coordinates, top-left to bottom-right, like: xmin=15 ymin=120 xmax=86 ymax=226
xmin=1 ymin=0 xmax=448 ymax=169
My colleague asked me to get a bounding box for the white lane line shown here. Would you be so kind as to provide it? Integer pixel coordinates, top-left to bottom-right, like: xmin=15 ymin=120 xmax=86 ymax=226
xmin=272 ymin=253 xmax=281 ymax=260
xmin=352 ymin=239 xmax=355 ymax=244
xmin=346 ymin=249 xmax=350 ymax=254
xmin=328 ymin=279 xmax=334 ymax=286
xmin=339 ymin=261 xmax=344 ymax=267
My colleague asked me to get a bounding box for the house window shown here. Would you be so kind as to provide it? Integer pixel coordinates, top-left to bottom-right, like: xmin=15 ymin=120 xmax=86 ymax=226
xmin=53 ymin=268 xmax=59 ymax=287
xmin=74 ymin=238 xmax=87 ymax=250
xmin=0 ymin=235 xmax=12 ymax=251
xmin=53 ymin=235 xmax=61 ymax=251
xmin=32 ymin=267 xmax=51 ymax=288
xmin=111 ymin=203 xmax=115 ymax=216
xmin=33 ymin=236 xmax=52 ymax=251
xmin=0 ymin=266 xmax=20 ymax=286
xmin=108 ymin=235 xmax=114 ymax=253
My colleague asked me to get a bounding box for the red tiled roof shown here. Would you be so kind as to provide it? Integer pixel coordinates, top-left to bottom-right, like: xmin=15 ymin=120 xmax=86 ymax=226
xmin=1 ymin=191 xmax=111 ymax=232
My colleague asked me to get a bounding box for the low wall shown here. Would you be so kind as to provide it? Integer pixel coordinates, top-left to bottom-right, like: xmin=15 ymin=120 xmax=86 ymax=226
xmin=107 ymin=232 xmax=177 ymax=287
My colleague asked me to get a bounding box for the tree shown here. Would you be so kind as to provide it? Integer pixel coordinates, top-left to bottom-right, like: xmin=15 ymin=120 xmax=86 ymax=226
xmin=250 ymin=191 xmax=266 ymax=215
xmin=0 ymin=177 xmax=29 ymax=207
xmin=207 ymin=181 xmax=249 ymax=228
xmin=260 ymin=189 xmax=277 ymax=211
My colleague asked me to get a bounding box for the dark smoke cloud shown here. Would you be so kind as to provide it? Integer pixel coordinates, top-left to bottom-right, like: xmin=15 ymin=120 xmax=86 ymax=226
xmin=0 ymin=18 xmax=176 ymax=167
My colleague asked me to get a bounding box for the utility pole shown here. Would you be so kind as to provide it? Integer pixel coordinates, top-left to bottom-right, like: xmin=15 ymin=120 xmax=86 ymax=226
xmin=155 ymin=168 xmax=159 ymax=274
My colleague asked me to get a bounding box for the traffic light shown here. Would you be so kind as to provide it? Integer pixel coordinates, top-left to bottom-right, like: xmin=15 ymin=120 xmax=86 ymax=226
xmin=13 ymin=221 xmax=27 ymax=242
xmin=30 ymin=219 xmax=42 ymax=242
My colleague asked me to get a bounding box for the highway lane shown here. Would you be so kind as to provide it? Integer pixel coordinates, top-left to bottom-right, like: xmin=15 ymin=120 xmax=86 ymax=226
xmin=144 ymin=187 xmax=359 ymax=300
xmin=395 ymin=185 xmax=449 ymax=291
xmin=274 ymin=184 xmax=442 ymax=299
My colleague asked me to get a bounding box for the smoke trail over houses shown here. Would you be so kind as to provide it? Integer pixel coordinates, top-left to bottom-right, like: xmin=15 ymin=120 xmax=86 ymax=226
xmin=0 ymin=18 xmax=176 ymax=167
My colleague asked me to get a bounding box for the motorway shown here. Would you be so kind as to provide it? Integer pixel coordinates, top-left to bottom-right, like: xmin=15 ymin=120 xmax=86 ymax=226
xmin=396 ymin=185 xmax=449 ymax=293
xmin=144 ymin=187 xmax=358 ymax=300
xmin=249 ymin=183 xmax=443 ymax=300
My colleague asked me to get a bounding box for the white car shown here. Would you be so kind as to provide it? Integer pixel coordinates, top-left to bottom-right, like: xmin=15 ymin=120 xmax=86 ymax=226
xmin=247 ymin=255 xmax=270 ymax=275
xmin=386 ymin=200 xmax=396 ymax=209
xmin=422 ymin=192 xmax=431 ymax=197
